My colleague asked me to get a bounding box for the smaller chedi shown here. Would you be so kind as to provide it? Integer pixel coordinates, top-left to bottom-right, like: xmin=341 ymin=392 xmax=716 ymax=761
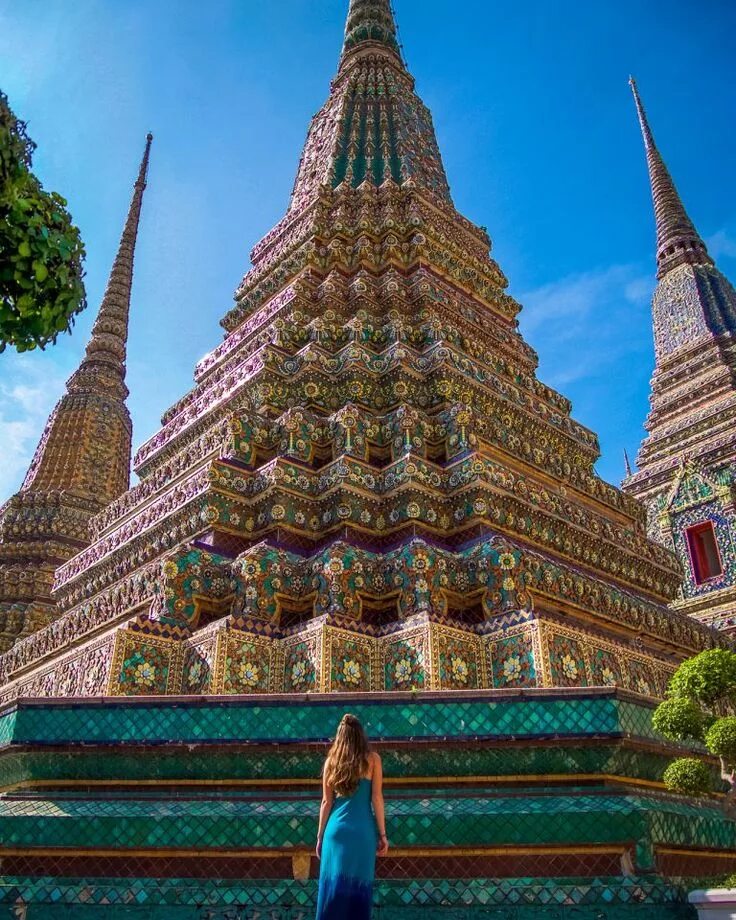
xmin=624 ymin=79 xmax=736 ymax=634
xmin=0 ymin=134 xmax=152 ymax=657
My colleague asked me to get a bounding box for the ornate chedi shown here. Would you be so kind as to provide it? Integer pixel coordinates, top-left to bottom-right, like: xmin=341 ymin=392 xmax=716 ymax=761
xmin=0 ymin=134 xmax=152 ymax=656
xmin=0 ymin=9 xmax=719 ymax=705
xmin=623 ymin=80 xmax=736 ymax=633
xmin=0 ymin=6 xmax=735 ymax=919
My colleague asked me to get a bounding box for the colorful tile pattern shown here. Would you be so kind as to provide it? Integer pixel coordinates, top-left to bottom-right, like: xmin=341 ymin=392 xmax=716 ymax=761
xmin=111 ymin=635 xmax=176 ymax=697
xmin=436 ymin=629 xmax=481 ymax=691
xmin=383 ymin=629 xmax=428 ymax=691
xmin=546 ymin=631 xmax=588 ymax=688
xmin=488 ymin=629 xmax=537 ymax=688
xmin=328 ymin=631 xmax=374 ymax=693
xmin=217 ymin=632 xmax=273 ymax=695
xmin=283 ymin=637 xmax=319 ymax=693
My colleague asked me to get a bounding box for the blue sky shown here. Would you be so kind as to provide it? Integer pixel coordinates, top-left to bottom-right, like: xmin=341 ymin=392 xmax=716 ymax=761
xmin=0 ymin=0 xmax=734 ymax=500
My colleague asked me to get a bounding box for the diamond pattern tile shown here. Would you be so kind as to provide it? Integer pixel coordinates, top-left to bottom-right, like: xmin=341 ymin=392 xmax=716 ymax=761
xmin=2 ymin=693 xmax=632 ymax=747
xmin=1 ymin=789 xmax=734 ymax=852
xmin=0 ymin=875 xmax=697 ymax=918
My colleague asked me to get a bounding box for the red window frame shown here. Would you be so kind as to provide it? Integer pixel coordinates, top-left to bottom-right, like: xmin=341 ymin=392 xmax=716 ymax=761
xmin=685 ymin=521 xmax=724 ymax=585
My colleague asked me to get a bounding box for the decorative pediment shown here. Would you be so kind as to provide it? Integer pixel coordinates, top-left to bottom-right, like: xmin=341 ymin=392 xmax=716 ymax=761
xmin=664 ymin=459 xmax=728 ymax=514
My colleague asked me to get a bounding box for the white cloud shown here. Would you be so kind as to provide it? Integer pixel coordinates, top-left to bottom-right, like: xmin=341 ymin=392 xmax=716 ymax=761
xmin=516 ymin=263 xmax=653 ymax=387
xmin=707 ymin=229 xmax=736 ymax=261
xmin=0 ymin=355 xmax=68 ymax=499
xmin=513 ymin=262 xmax=658 ymax=486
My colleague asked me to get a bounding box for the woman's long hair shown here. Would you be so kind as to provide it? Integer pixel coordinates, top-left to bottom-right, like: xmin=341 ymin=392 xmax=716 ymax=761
xmin=324 ymin=713 xmax=370 ymax=797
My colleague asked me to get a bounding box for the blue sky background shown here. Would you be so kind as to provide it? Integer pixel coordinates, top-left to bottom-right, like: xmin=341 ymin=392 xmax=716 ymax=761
xmin=0 ymin=0 xmax=734 ymax=500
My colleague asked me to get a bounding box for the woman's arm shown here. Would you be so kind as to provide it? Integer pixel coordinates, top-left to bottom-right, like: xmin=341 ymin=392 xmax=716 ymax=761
xmin=371 ymin=752 xmax=389 ymax=856
xmin=316 ymin=770 xmax=335 ymax=858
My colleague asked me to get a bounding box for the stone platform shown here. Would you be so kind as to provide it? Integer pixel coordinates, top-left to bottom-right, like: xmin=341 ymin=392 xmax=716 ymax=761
xmin=0 ymin=687 xmax=733 ymax=918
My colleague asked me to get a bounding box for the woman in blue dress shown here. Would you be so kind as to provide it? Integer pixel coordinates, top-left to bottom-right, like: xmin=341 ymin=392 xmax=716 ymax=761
xmin=315 ymin=713 xmax=389 ymax=919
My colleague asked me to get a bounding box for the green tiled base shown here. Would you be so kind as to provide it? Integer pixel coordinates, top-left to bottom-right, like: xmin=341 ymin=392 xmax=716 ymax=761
xmin=0 ymin=743 xmax=679 ymax=788
xmin=0 ymin=690 xmax=727 ymax=918
xmin=0 ymin=904 xmax=700 ymax=920
xmin=0 ymin=876 xmax=697 ymax=919
xmin=1 ymin=788 xmax=735 ymax=851
xmin=0 ymin=690 xmax=663 ymax=747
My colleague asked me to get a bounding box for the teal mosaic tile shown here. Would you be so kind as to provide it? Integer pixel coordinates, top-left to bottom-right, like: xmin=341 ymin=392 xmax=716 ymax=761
xmin=13 ymin=904 xmax=697 ymax=920
xmin=1 ymin=789 xmax=733 ymax=852
xmin=0 ymin=711 xmax=16 ymax=748
xmin=617 ymin=700 xmax=676 ymax=743
xmin=0 ymin=743 xmax=683 ymax=790
xmin=0 ymin=692 xmax=637 ymax=748
xmin=0 ymin=875 xmax=695 ymax=916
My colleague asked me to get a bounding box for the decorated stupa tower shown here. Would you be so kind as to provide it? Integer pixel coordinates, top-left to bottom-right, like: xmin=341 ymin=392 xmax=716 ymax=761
xmin=623 ymin=80 xmax=736 ymax=633
xmin=0 ymin=2 xmax=714 ymax=702
xmin=0 ymin=134 xmax=152 ymax=656
xmin=0 ymin=5 xmax=734 ymax=918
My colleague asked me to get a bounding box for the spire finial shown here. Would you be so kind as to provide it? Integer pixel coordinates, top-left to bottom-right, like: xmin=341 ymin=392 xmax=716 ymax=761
xmin=629 ymin=78 xmax=712 ymax=279
xmin=341 ymin=0 xmax=402 ymax=64
xmin=283 ymin=0 xmax=452 ymax=216
xmin=76 ymin=132 xmax=153 ymax=386
xmin=623 ymin=448 xmax=633 ymax=478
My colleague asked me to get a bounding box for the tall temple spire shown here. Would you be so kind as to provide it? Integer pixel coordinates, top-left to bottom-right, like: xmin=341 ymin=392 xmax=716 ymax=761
xmin=624 ymin=81 xmax=736 ymax=632
xmin=0 ymin=135 xmax=152 ymax=648
xmin=69 ymin=132 xmax=153 ymax=397
xmin=629 ymin=78 xmax=712 ymax=280
xmin=341 ymin=0 xmax=402 ymax=62
xmin=22 ymin=133 xmax=153 ymax=496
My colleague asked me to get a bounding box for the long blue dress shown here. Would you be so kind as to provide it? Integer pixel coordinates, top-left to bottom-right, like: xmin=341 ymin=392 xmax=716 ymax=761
xmin=316 ymin=778 xmax=378 ymax=919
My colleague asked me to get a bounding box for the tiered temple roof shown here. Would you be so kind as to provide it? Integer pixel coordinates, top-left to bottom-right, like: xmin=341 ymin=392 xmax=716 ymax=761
xmin=0 ymin=0 xmax=722 ymax=703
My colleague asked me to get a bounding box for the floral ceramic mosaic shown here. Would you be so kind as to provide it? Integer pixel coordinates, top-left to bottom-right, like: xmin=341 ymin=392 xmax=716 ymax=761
xmin=384 ymin=631 xmax=428 ymax=690
xmin=283 ymin=638 xmax=318 ymax=693
xmin=115 ymin=638 xmax=173 ymax=696
xmin=329 ymin=633 xmax=373 ymax=692
xmin=220 ymin=634 xmax=272 ymax=694
xmin=489 ymin=630 xmax=537 ymax=688
xmin=437 ymin=632 xmax=480 ymax=691
xmin=547 ymin=632 xmax=588 ymax=688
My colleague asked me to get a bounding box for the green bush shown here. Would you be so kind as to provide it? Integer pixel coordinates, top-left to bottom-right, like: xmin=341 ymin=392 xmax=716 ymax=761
xmin=662 ymin=758 xmax=713 ymax=796
xmin=705 ymin=718 xmax=736 ymax=762
xmin=655 ymin=650 xmax=736 ymax=808
xmin=667 ymin=649 xmax=736 ymax=706
xmin=652 ymin=696 xmax=705 ymax=742
xmin=0 ymin=90 xmax=86 ymax=352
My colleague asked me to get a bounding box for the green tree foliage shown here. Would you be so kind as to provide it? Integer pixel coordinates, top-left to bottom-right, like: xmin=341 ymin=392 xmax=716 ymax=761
xmin=0 ymin=90 xmax=86 ymax=352
xmin=662 ymin=758 xmax=712 ymax=797
xmin=652 ymin=696 xmax=707 ymax=742
xmin=654 ymin=649 xmax=736 ymax=810
xmin=668 ymin=649 xmax=736 ymax=706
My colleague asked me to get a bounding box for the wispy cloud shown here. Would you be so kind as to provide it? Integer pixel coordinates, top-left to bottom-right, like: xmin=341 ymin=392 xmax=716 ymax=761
xmin=517 ymin=263 xmax=654 ymax=389
xmin=707 ymin=229 xmax=736 ymax=261
xmin=0 ymin=355 xmax=68 ymax=499
xmin=513 ymin=262 xmax=657 ymax=486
